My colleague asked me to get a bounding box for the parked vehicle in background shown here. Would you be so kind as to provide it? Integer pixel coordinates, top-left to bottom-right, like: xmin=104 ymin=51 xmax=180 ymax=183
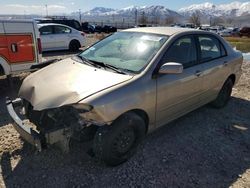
xmin=219 ymin=29 xmax=233 ymax=37
xmin=209 ymin=28 xmax=220 ymax=34
xmin=36 ymin=18 xmax=82 ymax=32
xmin=82 ymin=22 xmax=95 ymax=33
xmin=93 ymin=25 xmax=103 ymax=33
xmin=239 ymin=27 xmax=250 ymax=37
xmin=7 ymin=27 xmax=243 ymax=166
xmin=219 ymin=28 xmax=240 ymax=37
xmin=231 ymin=28 xmax=240 ymax=37
xmin=0 ymin=19 xmax=42 ymax=76
xmin=101 ymin=25 xmax=117 ymax=33
xmin=81 ymin=23 xmax=117 ymax=34
xmin=38 ymin=23 xmax=85 ymax=52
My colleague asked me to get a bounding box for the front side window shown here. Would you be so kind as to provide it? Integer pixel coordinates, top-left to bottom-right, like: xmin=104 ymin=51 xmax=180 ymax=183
xmin=79 ymin=32 xmax=168 ymax=73
xmin=198 ymin=36 xmax=226 ymax=62
xmin=39 ymin=26 xmax=53 ymax=35
xmin=162 ymin=36 xmax=197 ymax=68
xmin=54 ymin=26 xmax=71 ymax=34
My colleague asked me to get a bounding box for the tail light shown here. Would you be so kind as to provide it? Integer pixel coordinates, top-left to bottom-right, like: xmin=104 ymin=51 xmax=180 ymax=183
xmin=37 ymin=38 xmax=42 ymax=54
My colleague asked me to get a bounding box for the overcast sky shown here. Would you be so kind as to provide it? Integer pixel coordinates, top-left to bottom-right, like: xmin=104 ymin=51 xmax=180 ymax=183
xmin=0 ymin=0 xmax=249 ymax=15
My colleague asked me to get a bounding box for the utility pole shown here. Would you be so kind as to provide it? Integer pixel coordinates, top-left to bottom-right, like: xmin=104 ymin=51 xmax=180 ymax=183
xmin=112 ymin=14 xmax=115 ymax=23
xmin=135 ymin=9 xmax=138 ymax=26
xmin=24 ymin=10 xmax=26 ymax=19
xmin=79 ymin=9 xmax=82 ymax=23
xmin=45 ymin=4 xmax=48 ymax=17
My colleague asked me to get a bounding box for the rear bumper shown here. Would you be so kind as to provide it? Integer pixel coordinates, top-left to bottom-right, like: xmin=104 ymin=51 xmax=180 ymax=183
xmin=6 ymin=98 xmax=42 ymax=151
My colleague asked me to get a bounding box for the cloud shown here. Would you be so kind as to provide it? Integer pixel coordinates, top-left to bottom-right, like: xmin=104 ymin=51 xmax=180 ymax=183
xmin=0 ymin=4 xmax=68 ymax=15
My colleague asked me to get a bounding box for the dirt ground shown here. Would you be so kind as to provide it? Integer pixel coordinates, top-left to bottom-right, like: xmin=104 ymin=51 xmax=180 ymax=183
xmin=0 ymin=35 xmax=250 ymax=188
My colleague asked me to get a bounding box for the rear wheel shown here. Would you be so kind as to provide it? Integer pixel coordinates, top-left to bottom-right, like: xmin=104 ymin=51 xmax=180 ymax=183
xmin=69 ymin=40 xmax=80 ymax=52
xmin=211 ymin=78 xmax=234 ymax=108
xmin=0 ymin=65 xmax=4 ymax=76
xmin=93 ymin=112 xmax=146 ymax=166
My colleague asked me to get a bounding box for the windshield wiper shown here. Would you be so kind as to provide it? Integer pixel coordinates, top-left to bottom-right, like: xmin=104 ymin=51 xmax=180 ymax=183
xmin=76 ymin=55 xmax=100 ymax=68
xmin=90 ymin=60 xmax=127 ymax=75
xmin=76 ymin=56 xmax=132 ymax=75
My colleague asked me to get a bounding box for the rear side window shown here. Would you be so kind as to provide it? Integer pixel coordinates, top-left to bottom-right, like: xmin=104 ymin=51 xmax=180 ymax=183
xmin=54 ymin=26 xmax=71 ymax=34
xmin=39 ymin=26 xmax=53 ymax=35
xmin=198 ymin=36 xmax=226 ymax=62
xmin=163 ymin=36 xmax=197 ymax=68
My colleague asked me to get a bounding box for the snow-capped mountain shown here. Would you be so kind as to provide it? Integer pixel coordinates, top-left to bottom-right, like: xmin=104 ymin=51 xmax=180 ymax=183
xmin=79 ymin=5 xmax=182 ymax=22
xmin=179 ymin=1 xmax=250 ymax=17
xmin=83 ymin=7 xmax=115 ymax=16
xmin=116 ymin=5 xmax=180 ymax=17
xmin=71 ymin=3 xmax=250 ymax=25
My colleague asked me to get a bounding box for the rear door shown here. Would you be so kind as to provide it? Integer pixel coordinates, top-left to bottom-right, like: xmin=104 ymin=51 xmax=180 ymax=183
xmin=53 ymin=25 xmax=72 ymax=49
xmin=195 ymin=34 xmax=229 ymax=103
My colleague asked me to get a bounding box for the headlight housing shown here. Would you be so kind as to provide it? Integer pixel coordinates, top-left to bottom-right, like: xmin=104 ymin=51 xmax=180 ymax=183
xmin=72 ymin=103 xmax=93 ymax=113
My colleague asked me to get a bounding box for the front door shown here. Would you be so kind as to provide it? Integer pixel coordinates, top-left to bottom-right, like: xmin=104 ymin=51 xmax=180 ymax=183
xmin=156 ymin=35 xmax=205 ymax=127
xmin=39 ymin=25 xmax=54 ymax=51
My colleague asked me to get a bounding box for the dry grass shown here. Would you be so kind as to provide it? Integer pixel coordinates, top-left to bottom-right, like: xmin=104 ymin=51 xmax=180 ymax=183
xmin=224 ymin=37 xmax=250 ymax=53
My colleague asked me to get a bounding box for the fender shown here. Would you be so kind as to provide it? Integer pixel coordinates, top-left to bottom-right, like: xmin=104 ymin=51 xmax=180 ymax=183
xmin=0 ymin=56 xmax=10 ymax=75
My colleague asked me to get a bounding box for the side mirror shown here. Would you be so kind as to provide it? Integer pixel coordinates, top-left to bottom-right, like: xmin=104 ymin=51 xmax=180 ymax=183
xmin=159 ymin=62 xmax=183 ymax=74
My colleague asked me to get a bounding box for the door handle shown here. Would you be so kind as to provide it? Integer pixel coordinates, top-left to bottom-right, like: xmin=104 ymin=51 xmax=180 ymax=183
xmin=195 ymin=70 xmax=202 ymax=77
xmin=11 ymin=43 xmax=18 ymax=53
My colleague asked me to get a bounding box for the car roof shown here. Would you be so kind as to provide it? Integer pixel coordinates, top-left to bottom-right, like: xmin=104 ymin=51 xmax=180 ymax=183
xmin=0 ymin=19 xmax=35 ymax=23
xmin=37 ymin=23 xmax=72 ymax=28
xmin=123 ymin=27 xmax=199 ymax=36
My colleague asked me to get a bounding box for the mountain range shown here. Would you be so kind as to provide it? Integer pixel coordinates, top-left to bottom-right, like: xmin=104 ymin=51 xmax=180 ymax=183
xmin=179 ymin=1 xmax=250 ymax=17
xmin=73 ymin=1 xmax=250 ymax=25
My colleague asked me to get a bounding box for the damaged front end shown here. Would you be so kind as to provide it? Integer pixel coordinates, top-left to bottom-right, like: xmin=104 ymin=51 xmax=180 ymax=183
xmin=6 ymin=97 xmax=104 ymax=152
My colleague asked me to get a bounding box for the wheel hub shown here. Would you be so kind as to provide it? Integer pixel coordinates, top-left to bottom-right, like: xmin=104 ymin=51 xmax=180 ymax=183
xmin=114 ymin=128 xmax=135 ymax=154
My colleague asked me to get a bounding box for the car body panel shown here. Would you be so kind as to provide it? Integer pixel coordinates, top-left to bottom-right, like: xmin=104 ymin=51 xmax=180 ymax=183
xmin=19 ymin=58 xmax=133 ymax=111
xmin=16 ymin=27 xmax=242 ymax=132
xmin=155 ymin=64 xmax=204 ymax=127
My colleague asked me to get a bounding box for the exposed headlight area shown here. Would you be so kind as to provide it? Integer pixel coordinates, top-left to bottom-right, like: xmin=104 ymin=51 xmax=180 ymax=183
xmin=23 ymin=101 xmax=92 ymax=131
xmin=72 ymin=103 xmax=93 ymax=113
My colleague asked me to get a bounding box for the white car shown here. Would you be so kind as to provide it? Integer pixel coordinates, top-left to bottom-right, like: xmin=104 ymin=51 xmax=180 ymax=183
xmin=219 ymin=29 xmax=233 ymax=37
xmin=38 ymin=23 xmax=85 ymax=52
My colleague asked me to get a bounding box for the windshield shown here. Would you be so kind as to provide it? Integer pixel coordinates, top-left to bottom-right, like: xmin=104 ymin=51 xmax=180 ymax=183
xmin=79 ymin=32 xmax=168 ymax=73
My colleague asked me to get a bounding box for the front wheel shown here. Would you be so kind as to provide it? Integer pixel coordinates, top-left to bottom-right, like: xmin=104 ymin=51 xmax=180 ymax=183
xmin=211 ymin=78 xmax=234 ymax=108
xmin=93 ymin=112 xmax=146 ymax=166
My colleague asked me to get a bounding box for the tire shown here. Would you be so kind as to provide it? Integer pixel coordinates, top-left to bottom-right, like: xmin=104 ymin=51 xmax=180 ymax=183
xmin=69 ymin=40 xmax=80 ymax=52
xmin=0 ymin=66 xmax=4 ymax=76
xmin=93 ymin=112 xmax=146 ymax=166
xmin=211 ymin=78 xmax=234 ymax=108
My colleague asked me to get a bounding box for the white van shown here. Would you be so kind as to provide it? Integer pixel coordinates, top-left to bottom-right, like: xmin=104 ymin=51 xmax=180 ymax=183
xmin=0 ymin=19 xmax=42 ymax=76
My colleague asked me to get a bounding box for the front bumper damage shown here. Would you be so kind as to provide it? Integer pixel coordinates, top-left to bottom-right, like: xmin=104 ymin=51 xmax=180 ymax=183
xmin=6 ymin=98 xmax=73 ymax=152
xmin=6 ymin=98 xmax=43 ymax=151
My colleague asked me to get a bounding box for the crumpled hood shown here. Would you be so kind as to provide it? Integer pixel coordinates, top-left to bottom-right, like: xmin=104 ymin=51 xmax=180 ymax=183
xmin=19 ymin=58 xmax=133 ymax=111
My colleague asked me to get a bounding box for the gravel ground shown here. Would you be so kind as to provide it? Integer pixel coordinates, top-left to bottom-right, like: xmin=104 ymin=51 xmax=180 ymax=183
xmin=0 ymin=35 xmax=250 ymax=188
